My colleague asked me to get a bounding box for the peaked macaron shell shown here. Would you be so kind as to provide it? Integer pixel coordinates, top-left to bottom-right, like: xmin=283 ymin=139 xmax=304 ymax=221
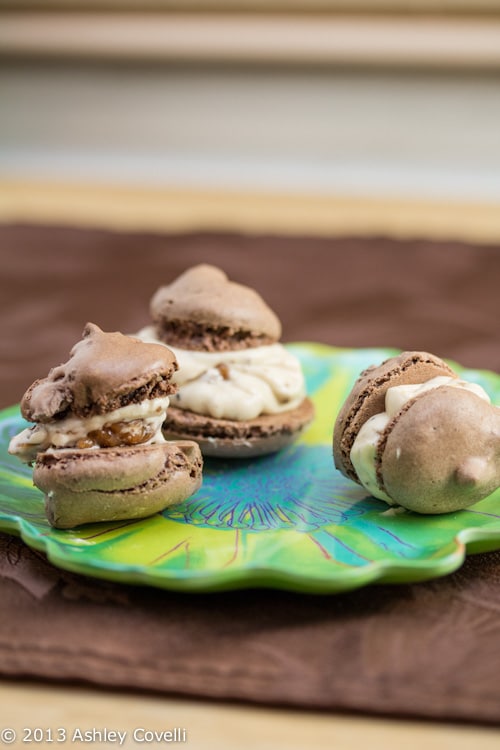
xmin=378 ymin=387 xmax=500 ymax=514
xmin=333 ymin=351 xmax=456 ymax=483
xmin=21 ymin=323 xmax=178 ymax=423
xmin=150 ymin=264 xmax=282 ymax=350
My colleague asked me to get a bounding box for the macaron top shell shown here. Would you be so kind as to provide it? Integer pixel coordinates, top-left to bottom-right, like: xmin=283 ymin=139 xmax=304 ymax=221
xmin=333 ymin=351 xmax=456 ymax=482
xmin=150 ymin=264 xmax=282 ymax=351
xmin=21 ymin=323 xmax=178 ymax=423
xmin=378 ymin=387 xmax=500 ymax=513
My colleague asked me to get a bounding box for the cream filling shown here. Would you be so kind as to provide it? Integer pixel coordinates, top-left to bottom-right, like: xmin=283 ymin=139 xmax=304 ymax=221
xmin=136 ymin=326 xmax=306 ymax=421
xmin=8 ymin=396 xmax=170 ymax=464
xmin=350 ymin=376 xmax=491 ymax=504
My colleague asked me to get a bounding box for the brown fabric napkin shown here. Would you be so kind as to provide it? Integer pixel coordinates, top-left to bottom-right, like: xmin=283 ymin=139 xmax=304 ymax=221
xmin=1 ymin=225 xmax=500 ymax=724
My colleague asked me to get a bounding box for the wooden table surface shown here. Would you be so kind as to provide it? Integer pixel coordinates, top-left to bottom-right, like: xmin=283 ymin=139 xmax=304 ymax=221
xmin=1 ymin=681 xmax=500 ymax=750
xmin=2 ymin=180 xmax=500 ymax=243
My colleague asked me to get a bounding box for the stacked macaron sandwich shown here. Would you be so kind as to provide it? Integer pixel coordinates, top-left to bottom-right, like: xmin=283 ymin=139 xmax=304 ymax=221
xmin=137 ymin=264 xmax=315 ymax=457
xmin=9 ymin=323 xmax=203 ymax=528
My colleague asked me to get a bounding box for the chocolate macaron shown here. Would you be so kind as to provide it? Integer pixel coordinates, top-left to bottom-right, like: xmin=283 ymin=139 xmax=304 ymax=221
xmin=333 ymin=351 xmax=500 ymax=513
xmin=138 ymin=264 xmax=314 ymax=457
xmin=9 ymin=323 xmax=203 ymax=528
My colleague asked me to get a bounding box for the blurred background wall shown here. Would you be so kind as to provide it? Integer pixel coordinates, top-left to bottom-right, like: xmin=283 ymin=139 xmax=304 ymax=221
xmin=1 ymin=2 xmax=500 ymax=207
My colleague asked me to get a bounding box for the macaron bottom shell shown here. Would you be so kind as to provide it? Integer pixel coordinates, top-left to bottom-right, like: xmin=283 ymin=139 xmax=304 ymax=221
xmin=33 ymin=441 xmax=203 ymax=529
xmin=162 ymin=397 xmax=315 ymax=458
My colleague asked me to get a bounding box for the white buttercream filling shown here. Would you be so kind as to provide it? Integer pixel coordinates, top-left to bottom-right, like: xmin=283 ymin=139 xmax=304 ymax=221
xmin=136 ymin=326 xmax=306 ymax=421
xmin=350 ymin=376 xmax=491 ymax=503
xmin=8 ymin=396 xmax=170 ymax=464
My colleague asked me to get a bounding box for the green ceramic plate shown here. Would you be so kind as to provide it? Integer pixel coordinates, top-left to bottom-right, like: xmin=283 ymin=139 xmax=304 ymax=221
xmin=0 ymin=344 xmax=499 ymax=594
